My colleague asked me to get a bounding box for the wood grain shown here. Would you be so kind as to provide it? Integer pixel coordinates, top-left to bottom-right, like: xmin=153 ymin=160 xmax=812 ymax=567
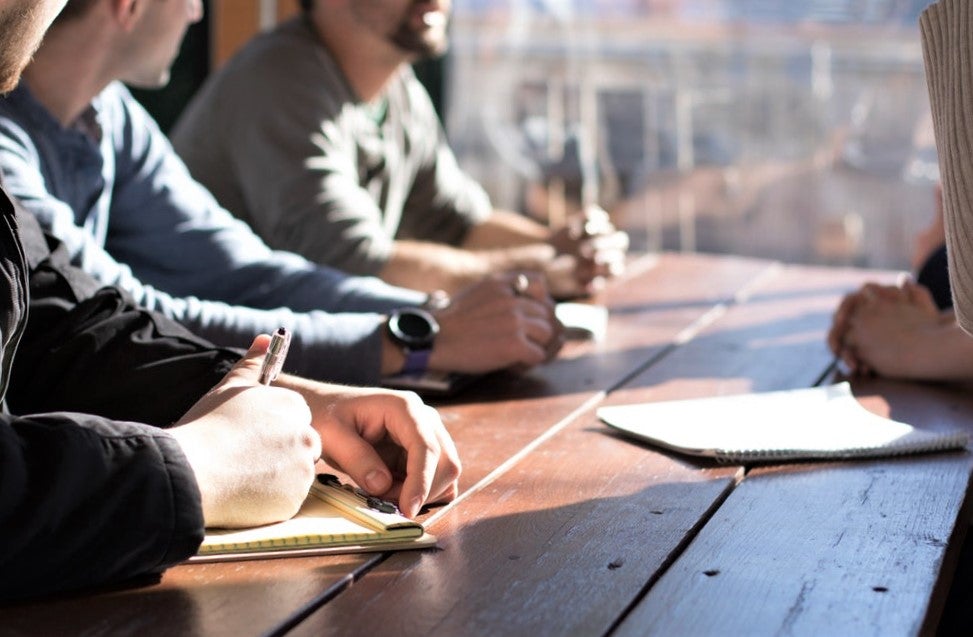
xmin=287 ymin=260 xmax=877 ymax=636
xmin=5 ymin=255 xmax=963 ymax=637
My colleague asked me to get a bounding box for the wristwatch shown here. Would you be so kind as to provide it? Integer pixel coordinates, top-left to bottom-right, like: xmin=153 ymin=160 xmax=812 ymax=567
xmin=386 ymin=307 xmax=440 ymax=375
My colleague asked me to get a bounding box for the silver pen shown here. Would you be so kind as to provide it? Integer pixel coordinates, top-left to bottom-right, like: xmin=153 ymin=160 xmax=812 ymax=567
xmin=259 ymin=327 xmax=291 ymax=385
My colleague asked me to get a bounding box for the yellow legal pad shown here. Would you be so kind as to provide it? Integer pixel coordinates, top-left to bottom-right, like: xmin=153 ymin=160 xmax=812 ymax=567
xmin=190 ymin=474 xmax=437 ymax=563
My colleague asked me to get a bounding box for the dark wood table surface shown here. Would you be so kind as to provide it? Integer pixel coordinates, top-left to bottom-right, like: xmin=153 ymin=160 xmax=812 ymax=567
xmin=3 ymin=252 xmax=971 ymax=637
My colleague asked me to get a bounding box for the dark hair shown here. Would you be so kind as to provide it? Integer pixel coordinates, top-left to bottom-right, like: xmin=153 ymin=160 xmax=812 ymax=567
xmin=300 ymin=0 xmax=313 ymax=11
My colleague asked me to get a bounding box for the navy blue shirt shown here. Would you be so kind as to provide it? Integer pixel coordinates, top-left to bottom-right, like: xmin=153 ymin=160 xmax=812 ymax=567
xmin=0 ymin=82 xmax=426 ymax=385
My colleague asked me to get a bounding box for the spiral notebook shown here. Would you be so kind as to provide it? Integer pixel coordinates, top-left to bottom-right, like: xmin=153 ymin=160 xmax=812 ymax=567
xmin=190 ymin=474 xmax=437 ymax=563
xmin=597 ymin=383 xmax=969 ymax=463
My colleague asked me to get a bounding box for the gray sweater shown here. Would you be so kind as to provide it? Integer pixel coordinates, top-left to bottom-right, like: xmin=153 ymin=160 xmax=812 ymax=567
xmin=172 ymin=16 xmax=491 ymax=277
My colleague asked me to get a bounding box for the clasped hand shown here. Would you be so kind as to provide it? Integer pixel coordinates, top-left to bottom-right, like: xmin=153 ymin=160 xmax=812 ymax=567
xmin=547 ymin=205 xmax=629 ymax=298
xmin=827 ymin=279 xmax=946 ymax=377
xmin=429 ymin=272 xmax=564 ymax=373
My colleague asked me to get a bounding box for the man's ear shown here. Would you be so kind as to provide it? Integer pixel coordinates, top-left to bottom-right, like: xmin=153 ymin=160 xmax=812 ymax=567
xmin=109 ymin=0 xmax=142 ymax=31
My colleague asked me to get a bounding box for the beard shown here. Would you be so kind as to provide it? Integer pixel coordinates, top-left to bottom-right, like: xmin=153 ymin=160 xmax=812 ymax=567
xmin=388 ymin=9 xmax=449 ymax=59
xmin=0 ymin=4 xmax=46 ymax=93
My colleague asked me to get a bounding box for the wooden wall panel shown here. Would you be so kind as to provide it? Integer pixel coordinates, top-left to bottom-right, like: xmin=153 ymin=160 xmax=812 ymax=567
xmin=210 ymin=0 xmax=301 ymax=69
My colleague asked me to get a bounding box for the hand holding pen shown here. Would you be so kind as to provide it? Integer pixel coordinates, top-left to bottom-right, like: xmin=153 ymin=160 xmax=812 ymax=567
xmin=171 ymin=333 xmax=319 ymax=527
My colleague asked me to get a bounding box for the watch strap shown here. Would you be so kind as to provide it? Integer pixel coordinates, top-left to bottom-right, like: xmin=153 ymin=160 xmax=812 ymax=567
xmin=401 ymin=348 xmax=432 ymax=375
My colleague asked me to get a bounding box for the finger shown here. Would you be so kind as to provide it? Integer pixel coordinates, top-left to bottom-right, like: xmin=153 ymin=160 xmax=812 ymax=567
xmin=881 ymin=285 xmax=907 ymax=302
xmin=569 ymin=248 xmax=624 ymax=287
xmin=826 ymin=323 xmax=842 ymax=356
xmin=858 ymin=282 xmax=899 ymax=303
xmin=828 ymin=294 xmax=857 ymax=352
xmin=517 ymin=304 xmax=558 ymax=345
xmin=498 ymin=314 xmax=550 ymax=368
xmin=863 ymin=282 xmax=903 ymax=303
xmin=544 ymin=322 xmax=566 ymax=361
xmin=858 ymin=283 xmax=880 ymax=304
xmin=833 ymin=292 xmax=858 ymax=323
xmin=576 ymin=248 xmax=626 ymax=275
xmin=503 ymin=271 xmax=551 ymax=304
xmin=321 ymin=425 xmax=394 ymax=497
xmin=306 ymin=426 xmax=324 ymax=466
xmin=579 ymin=231 xmax=630 ymax=258
xmin=434 ymin=481 xmax=460 ymax=505
xmin=839 ymin=348 xmax=861 ymax=375
xmin=395 ymin=408 xmax=445 ymax=518
xmin=904 ymin=280 xmax=939 ymax=312
xmin=222 ymin=334 xmax=273 ymax=387
xmin=426 ymin=418 xmax=462 ymax=504
xmin=580 ymin=205 xmax=613 ymax=236
xmin=514 ymin=330 xmax=551 ymax=367
xmin=587 ymin=259 xmax=624 ymax=282
xmin=514 ymin=294 xmax=557 ymax=322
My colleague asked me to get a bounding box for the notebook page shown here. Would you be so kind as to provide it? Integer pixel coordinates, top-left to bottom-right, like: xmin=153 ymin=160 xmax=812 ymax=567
xmin=598 ymin=383 xmax=969 ymax=462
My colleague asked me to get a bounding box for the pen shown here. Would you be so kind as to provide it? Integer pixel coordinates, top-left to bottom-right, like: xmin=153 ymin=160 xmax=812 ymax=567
xmin=316 ymin=474 xmax=398 ymax=514
xmin=259 ymin=327 xmax=291 ymax=385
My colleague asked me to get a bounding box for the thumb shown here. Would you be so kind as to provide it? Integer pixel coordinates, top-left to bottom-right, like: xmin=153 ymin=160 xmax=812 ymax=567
xmin=323 ymin=425 xmax=394 ymax=497
xmin=173 ymin=334 xmax=272 ymax=427
xmin=222 ymin=334 xmax=273 ymax=388
xmin=904 ymin=280 xmax=938 ymax=312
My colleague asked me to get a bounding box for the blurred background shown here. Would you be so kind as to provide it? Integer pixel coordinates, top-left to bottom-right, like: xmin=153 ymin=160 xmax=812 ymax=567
xmin=143 ymin=0 xmax=938 ymax=271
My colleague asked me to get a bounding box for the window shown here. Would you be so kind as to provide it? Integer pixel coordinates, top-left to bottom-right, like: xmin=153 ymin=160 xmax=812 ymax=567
xmin=446 ymin=0 xmax=937 ymax=268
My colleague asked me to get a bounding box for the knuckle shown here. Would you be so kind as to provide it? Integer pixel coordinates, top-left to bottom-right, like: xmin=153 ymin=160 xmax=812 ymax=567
xmin=397 ymin=390 xmax=425 ymax=412
xmin=383 ymin=388 xmax=420 ymax=408
xmin=444 ymin=457 xmax=462 ymax=483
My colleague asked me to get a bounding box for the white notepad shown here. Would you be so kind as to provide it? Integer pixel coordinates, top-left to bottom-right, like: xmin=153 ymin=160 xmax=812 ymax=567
xmin=597 ymin=383 xmax=969 ymax=463
xmin=555 ymin=302 xmax=608 ymax=341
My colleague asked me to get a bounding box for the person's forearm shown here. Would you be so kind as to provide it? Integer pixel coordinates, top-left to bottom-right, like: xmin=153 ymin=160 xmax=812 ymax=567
xmin=910 ymin=321 xmax=973 ymax=382
xmin=380 ymin=239 xmax=555 ymax=294
xmin=461 ymin=209 xmax=551 ymax=250
xmin=379 ymin=240 xmax=489 ymax=293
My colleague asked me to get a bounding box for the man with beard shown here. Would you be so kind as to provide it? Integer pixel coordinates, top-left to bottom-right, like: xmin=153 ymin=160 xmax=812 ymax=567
xmin=172 ymin=0 xmax=629 ymax=298
xmin=0 ymin=0 xmax=460 ymax=601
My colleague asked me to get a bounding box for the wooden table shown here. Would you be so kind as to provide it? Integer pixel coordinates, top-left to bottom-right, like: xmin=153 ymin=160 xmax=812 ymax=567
xmin=3 ymin=252 xmax=972 ymax=637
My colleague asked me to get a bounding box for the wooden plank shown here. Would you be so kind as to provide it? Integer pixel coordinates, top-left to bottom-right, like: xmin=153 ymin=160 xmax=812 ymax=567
xmin=839 ymin=377 xmax=973 ymax=633
xmin=210 ymin=0 xmax=261 ymax=69
xmin=288 ymin=261 xmax=876 ymax=636
xmin=288 ymin=406 xmax=740 ymax=637
xmin=603 ymin=262 xmax=901 ymax=403
xmin=615 ymin=456 xmax=972 ymax=636
xmin=613 ymin=374 xmax=973 ymax=632
xmin=209 ymin=0 xmax=300 ymax=69
xmin=0 ymin=554 xmax=375 ymax=637
xmin=616 ymin=453 xmax=972 ymax=633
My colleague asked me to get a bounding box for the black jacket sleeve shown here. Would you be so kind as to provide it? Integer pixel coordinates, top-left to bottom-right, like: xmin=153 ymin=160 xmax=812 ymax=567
xmin=7 ymin=202 xmax=241 ymax=425
xmin=0 ymin=413 xmax=204 ymax=601
xmin=0 ymin=196 xmax=240 ymax=600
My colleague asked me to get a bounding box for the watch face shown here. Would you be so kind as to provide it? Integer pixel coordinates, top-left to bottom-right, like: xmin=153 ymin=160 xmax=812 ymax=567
xmin=389 ymin=308 xmax=440 ymax=349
